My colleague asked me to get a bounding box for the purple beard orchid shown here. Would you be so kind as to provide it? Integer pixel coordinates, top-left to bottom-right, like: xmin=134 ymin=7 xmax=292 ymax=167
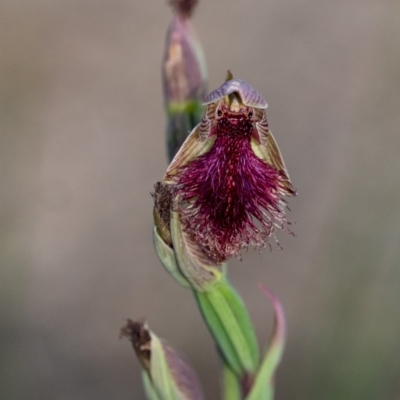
xmin=162 ymin=75 xmax=296 ymax=263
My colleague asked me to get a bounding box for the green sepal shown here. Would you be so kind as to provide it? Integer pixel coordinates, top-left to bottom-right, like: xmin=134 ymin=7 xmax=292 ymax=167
xmin=153 ymin=226 xmax=190 ymax=288
xmin=170 ymin=210 xmax=223 ymax=292
xmin=195 ymin=279 xmax=258 ymax=376
xmin=245 ymin=285 xmax=286 ymax=400
xmin=150 ymin=332 xmax=180 ymax=400
xmin=142 ymin=371 xmax=162 ymax=400
xmin=150 ymin=330 xmax=205 ymax=400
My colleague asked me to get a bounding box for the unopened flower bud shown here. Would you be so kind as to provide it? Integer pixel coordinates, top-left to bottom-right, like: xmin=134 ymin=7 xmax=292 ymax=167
xmin=163 ymin=0 xmax=207 ymax=161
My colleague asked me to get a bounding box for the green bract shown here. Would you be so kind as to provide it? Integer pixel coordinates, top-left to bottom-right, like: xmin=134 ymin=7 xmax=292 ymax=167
xmin=195 ymin=280 xmax=259 ymax=376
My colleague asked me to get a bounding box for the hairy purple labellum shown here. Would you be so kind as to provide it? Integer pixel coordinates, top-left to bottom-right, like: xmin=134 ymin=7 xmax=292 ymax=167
xmin=165 ymin=76 xmax=296 ymax=262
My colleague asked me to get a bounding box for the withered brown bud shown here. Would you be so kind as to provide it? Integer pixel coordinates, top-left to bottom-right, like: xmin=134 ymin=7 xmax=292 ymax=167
xmin=120 ymin=319 xmax=151 ymax=372
xmin=169 ymin=0 xmax=199 ymax=19
xmin=121 ymin=320 xmax=204 ymax=400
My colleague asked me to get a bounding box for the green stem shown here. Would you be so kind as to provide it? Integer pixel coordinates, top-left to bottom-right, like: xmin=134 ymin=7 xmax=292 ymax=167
xmin=222 ymin=363 xmax=242 ymax=400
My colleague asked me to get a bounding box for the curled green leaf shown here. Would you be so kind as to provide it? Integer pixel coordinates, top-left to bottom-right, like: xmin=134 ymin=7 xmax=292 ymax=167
xmin=245 ymin=285 xmax=286 ymax=400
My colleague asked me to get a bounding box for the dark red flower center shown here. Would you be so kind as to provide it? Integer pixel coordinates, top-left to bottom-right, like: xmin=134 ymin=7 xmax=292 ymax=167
xmin=176 ymin=114 xmax=290 ymax=261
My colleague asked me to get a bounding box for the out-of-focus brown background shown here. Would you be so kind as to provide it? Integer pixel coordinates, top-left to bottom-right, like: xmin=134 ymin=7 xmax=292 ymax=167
xmin=1 ymin=1 xmax=399 ymax=399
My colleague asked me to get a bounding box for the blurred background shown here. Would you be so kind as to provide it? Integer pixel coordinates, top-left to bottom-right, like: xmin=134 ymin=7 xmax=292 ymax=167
xmin=1 ymin=0 xmax=399 ymax=399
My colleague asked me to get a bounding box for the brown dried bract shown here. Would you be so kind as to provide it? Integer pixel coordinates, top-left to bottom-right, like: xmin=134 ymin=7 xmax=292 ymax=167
xmin=120 ymin=319 xmax=151 ymax=372
xmin=152 ymin=182 xmax=173 ymax=227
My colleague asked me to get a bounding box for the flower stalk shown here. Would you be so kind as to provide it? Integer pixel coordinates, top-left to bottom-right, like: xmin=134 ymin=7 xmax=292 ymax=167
xmin=123 ymin=2 xmax=296 ymax=399
xmin=154 ymin=64 xmax=295 ymax=398
xmin=222 ymin=363 xmax=242 ymax=400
